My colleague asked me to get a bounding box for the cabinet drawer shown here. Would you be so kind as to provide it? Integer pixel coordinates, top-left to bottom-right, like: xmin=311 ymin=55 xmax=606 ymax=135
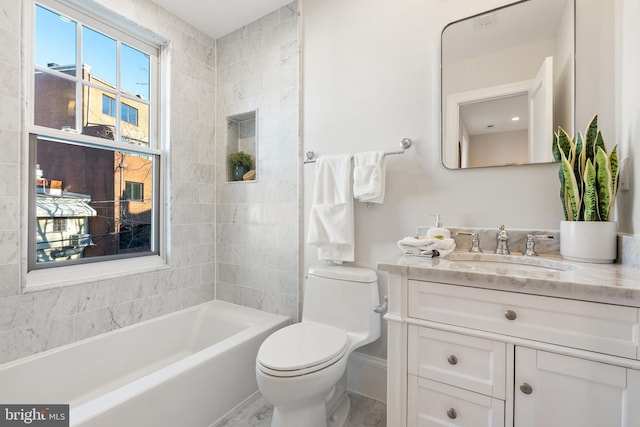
xmin=409 ymin=280 xmax=639 ymax=359
xmin=408 ymin=375 xmax=504 ymax=427
xmin=409 ymin=325 xmax=506 ymax=399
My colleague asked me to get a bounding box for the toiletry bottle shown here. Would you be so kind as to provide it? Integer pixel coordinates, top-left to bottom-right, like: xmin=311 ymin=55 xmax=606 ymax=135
xmin=416 ymin=226 xmax=429 ymax=239
xmin=426 ymin=214 xmax=451 ymax=240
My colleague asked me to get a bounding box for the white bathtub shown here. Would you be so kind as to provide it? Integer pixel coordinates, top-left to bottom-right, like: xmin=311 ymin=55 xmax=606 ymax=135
xmin=0 ymin=300 xmax=288 ymax=427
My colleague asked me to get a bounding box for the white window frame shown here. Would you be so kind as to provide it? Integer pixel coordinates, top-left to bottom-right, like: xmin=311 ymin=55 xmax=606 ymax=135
xmin=24 ymin=0 xmax=169 ymax=290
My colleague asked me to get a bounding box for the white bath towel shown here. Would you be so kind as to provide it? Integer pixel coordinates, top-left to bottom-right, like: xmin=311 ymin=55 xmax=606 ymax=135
xmin=353 ymin=151 xmax=386 ymax=203
xmin=397 ymin=237 xmax=456 ymax=257
xmin=307 ymin=154 xmax=354 ymax=262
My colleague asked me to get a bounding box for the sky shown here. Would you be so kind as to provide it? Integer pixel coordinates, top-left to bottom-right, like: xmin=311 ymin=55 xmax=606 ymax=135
xmin=35 ymin=4 xmax=150 ymax=100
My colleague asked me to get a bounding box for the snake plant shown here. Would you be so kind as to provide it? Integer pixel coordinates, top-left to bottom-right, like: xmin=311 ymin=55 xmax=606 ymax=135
xmin=552 ymin=115 xmax=619 ymax=222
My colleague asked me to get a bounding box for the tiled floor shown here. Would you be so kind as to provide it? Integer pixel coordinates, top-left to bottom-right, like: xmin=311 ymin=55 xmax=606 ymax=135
xmin=212 ymin=391 xmax=386 ymax=427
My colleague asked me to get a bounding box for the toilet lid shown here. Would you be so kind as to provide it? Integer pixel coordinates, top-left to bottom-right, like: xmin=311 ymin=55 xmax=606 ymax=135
xmin=257 ymin=322 xmax=348 ymax=375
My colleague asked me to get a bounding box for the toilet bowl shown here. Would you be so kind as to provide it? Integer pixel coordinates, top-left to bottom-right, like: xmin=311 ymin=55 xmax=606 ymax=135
xmin=256 ymin=265 xmax=381 ymax=427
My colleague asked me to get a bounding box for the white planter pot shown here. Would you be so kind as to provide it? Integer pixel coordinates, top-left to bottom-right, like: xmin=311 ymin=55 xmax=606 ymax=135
xmin=560 ymin=221 xmax=617 ymax=263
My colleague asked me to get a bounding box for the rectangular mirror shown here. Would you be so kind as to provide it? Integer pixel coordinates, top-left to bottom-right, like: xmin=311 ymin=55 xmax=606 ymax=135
xmin=441 ymin=0 xmax=575 ymax=169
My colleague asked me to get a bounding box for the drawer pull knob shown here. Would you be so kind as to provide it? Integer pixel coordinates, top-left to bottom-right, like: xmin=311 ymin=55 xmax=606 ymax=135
xmin=446 ymin=408 xmax=458 ymax=419
xmin=447 ymin=355 xmax=458 ymax=365
xmin=520 ymin=383 xmax=533 ymax=394
xmin=504 ymin=309 xmax=517 ymax=321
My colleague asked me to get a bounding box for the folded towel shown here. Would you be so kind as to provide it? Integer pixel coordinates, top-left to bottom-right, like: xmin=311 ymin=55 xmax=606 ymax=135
xmin=397 ymin=237 xmax=456 ymax=257
xmin=353 ymin=151 xmax=386 ymax=203
xmin=307 ymin=154 xmax=354 ymax=262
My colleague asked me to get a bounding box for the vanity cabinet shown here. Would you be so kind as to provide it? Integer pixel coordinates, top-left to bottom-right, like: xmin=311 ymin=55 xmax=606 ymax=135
xmin=383 ymin=272 xmax=640 ymax=427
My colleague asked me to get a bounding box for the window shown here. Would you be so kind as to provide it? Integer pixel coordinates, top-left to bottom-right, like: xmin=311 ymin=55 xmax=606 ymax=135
xmin=121 ymin=103 xmax=139 ymax=126
xmin=102 ymin=95 xmax=138 ymax=126
xmin=52 ymin=218 xmax=67 ymax=232
xmin=125 ymin=181 xmax=144 ymax=201
xmin=29 ymin=0 xmax=162 ymax=269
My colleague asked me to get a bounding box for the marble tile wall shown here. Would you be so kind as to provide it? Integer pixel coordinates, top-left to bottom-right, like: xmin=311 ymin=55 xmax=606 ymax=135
xmin=0 ymin=0 xmax=216 ymax=364
xmin=620 ymin=234 xmax=640 ymax=269
xmin=215 ymin=2 xmax=300 ymax=321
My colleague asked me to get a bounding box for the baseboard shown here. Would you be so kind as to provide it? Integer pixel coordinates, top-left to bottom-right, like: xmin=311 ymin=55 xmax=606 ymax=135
xmin=346 ymin=351 xmax=387 ymax=403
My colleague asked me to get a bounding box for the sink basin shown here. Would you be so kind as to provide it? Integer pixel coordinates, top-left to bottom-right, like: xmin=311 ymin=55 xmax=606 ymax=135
xmin=441 ymin=252 xmax=575 ymax=274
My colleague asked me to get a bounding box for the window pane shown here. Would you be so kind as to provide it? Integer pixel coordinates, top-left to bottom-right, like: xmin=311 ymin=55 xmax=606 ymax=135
xmin=35 ymin=138 xmax=155 ymax=264
xmin=35 ymin=5 xmax=76 ymax=75
xmin=121 ymin=44 xmax=150 ymax=101
xmin=101 ymin=94 xmax=115 ymax=116
xmin=129 ymin=107 xmax=138 ymax=126
xmin=120 ymin=101 xmax=148 ymax=146
xmin=34 ymin=72 xmax=76 ymax=130
xmin=82 ymin=83 xmax=115 ymax=140
xmin=82 ymin=26 xmax=116 ymax=88
xmin=121 ymin=104 xmax=129 ymax=122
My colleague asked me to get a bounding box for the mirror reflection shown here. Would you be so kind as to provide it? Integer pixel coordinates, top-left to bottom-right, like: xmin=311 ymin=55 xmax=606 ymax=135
xmin=441 ymin=0 xmax=574 ymax=169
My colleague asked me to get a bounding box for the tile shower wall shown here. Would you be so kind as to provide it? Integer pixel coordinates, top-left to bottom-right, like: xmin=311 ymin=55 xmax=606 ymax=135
xmin=215 ymin=2 xmax=299 ymax=321
xmin=0 ymin=0 xmax=216 ymax=364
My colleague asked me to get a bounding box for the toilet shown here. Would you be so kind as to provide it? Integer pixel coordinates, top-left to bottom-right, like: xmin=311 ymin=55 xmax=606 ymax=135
xmin=256 ymin=265 xmax=381 ymax=427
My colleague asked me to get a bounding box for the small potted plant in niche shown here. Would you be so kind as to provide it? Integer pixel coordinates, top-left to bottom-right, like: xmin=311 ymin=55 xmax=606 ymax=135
xmin=553 ymin=114 xmax=620 ymax=263
xmin=229 ymin=151 xmax=253 ymax=181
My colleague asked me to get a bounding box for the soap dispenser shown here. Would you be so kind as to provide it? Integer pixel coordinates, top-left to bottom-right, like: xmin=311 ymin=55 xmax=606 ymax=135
xmin=427 ymin=214 xmax=451 ymax=240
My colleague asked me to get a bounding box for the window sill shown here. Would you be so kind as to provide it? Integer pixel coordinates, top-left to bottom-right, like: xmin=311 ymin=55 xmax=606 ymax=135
xmin=25 ymin=255 xmax=169 ymax=293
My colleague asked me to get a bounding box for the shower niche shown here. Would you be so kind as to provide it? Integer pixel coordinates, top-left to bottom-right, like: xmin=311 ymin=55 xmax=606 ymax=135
xmin=226 ymin=110 xmax=257 ymax=182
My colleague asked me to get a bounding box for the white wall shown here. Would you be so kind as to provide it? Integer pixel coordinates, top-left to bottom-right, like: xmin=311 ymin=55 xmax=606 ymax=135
xmin=576 ymin=0 xmax=615 ymax=139
xmin=467 ymin=130 xmax=528 ymax=168
xmin=443 ymin=39 xmax=555 ymax=98
xmin=301 ymin=0 xmax=561 ymax=359
xmin=616 ymin=0 xmax=640 ymax=234
xmin=573 ymin=0 xmax=639 ymax=233
xmin=555 ymin=0 xmax=575 ymax=136
xmin=301 ymin=0 xmax=639 ymax=361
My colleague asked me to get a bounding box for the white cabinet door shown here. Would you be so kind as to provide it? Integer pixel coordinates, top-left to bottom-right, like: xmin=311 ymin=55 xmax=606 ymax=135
xmin=515 ymin=347 xmax=628 ymax=427
xmin=627 ymin=368 xmax=640 ymax=425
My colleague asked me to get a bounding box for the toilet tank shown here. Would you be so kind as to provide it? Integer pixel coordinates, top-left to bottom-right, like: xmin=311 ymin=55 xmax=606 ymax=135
xmin=303 ymin=265 xmax=380 ymax=345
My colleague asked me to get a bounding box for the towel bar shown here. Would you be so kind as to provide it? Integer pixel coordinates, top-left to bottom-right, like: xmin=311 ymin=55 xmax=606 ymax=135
xmin=304 ymin=138 xmax=412 ymax=164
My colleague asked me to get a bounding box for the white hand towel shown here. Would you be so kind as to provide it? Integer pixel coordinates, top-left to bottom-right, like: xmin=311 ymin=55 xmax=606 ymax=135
xmin=307 ymin=154 xmax=354 ymax=262
xmin=397 ymin=237 xmax=456 ymax=257
xmin=353 ymin=151 xmax=386 ymax=203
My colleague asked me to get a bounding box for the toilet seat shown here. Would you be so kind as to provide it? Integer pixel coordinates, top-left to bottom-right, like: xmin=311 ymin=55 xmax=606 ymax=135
xmin=257 ymin=322 xmax=349 ymax=377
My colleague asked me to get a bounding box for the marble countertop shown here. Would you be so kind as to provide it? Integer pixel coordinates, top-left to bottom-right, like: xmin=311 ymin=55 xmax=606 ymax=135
xmin=378 ymin=251 xmax=640 ymax=307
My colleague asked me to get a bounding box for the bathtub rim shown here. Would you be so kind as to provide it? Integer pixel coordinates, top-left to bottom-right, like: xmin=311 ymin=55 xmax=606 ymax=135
xmin=0 ymin=300 xmax=287 ymax=373
xmin=69 ymin=301 xmax=288 ymax=425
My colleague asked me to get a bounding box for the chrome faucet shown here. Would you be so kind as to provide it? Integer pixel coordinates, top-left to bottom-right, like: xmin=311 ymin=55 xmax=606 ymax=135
xmin=494 ymin=225 xmax=510 ymax=255
xmin=522 ymin=234 xmax=555 ymax=256
xmin=457 ymin=231 xmax=482 ymax=253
